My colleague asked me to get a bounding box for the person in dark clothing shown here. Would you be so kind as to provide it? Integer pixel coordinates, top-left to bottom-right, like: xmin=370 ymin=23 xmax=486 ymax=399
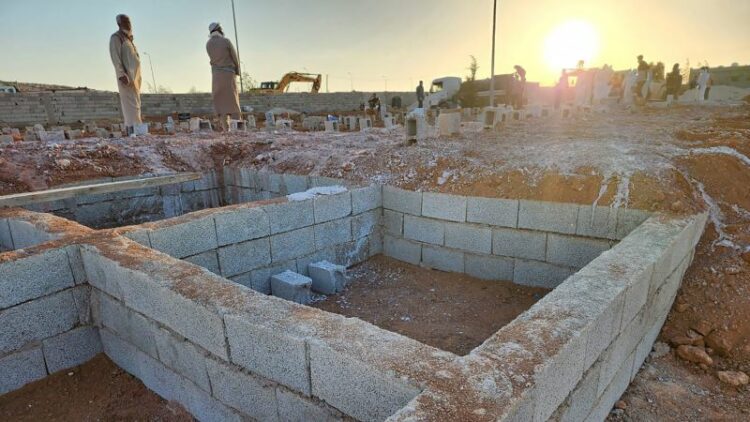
xmin=635 ymin=55 xmax=650 ymax=99
xmin=665 ymin=63 xmax=682 ymax=100
xmin=416 ymin=81 xmax=425 ymax=108
xmin=513 ymin=65 xmax=527 ymax=109
xmin=368 ymin=93 xmax=381 ymax=113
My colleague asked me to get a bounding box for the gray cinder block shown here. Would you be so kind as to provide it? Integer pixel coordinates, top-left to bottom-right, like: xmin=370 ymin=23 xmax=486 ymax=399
xmin=0 ymin=290 xmax=79 ymax=355
xmin=383 ymin=186 xmax=422 ymax=215
xmin=403 ymin=215 xmax=444 ymax=245
xmin=422 ymin=192 xmax=467 ymax=222
xmin=271 ymin=227 xmax=316 ymax=262
xmin=271 ymin=271 xmax=313 ymax=304
xmin=0 ymin=248 xmax=75 ymax=309
xmin=282 ymin=174 xmax=310 ymax=194
xmin=214 ymin=207 xmax=270 ymax=246
xmin=0 ymin=218 xmax=12 ymax=249
xmin=513 ymin=259 xmax=573 ymax=289
xmin=0 ymin=347 xmax=48 ymax=394
xmin=42 ymin=326 xmax=102 ymax=374
xmin=465 ymin=254 xmax=514 ymax=281
xmin=351 ymin=185 xmax=382 ymax=214
xmin=8 ymin=219 xmax=54 ymax=249
xmin=225 ymin=315 xmax=311 ymax=395
xmin=205 ymin=358 xmax=279 ymax=421
xmin=218 ymin=238 xmax=272 ymax=277
xmin=232 ymin=260 xmax=297 ymax=294
xmin=615 ymin=208 xmax=651 ymax=239
xmin=308 ymin=261 xmax=347 ymax=294
xmin=150 ymin=217 xmax=218 ymax=258
xmin=383 ymin=210 xmax=404 ymax=236
xmin=466 ymin=197 xmax=519 ymax=228
xmin=383 ymin=235 xmax=421 ymax=265
xmin=492 ymin=227 xmax=546 ymax=260
xmin=422 ymin=246 xmax=464 ymax=273
xmin=314 ymin=219 xmax=352 ymax=249
xmin=518 ymin=200 xmax=579 ymax=234
xmin=276 ymin=386 xmax=341 ymax=422
xmin=153 ymin=326 xmax=211 ymax=392
xmin=314 ymin=191 xmax=352 ymax=223
xmin=546 ymin=234 xmax=611 ymax=268
xmin=351 ymin=209 xmax=380 ymax=240
xmin=265 ymin=200 xmax=315 ymax=235
xmin=577 ymin=205 xmax=618 ymax=239
xmin=184 ymin=250 xmax=221 ymax=275
xmin=444 ymin=223 xmax=492 ymax=254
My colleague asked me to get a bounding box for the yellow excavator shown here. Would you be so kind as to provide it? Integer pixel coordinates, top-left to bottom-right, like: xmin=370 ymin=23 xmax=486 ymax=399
xmin=250 ymin=72 xmax=322 ymax=94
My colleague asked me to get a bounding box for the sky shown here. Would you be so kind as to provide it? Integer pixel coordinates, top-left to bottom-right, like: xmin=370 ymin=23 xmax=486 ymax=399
xmin=1 ymin=0 xmax=749 ymax=93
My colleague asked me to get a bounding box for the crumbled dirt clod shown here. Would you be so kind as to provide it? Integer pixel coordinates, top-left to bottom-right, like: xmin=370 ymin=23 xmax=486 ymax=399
xmin=676 ymin=345 xmax=714 ymax=366
xmin=717 ymin=371 xmax=749 ymax=387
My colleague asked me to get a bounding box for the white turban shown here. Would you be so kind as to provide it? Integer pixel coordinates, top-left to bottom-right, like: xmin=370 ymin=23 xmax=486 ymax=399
xmin=209 ymin=22 xmax=221 ymax=32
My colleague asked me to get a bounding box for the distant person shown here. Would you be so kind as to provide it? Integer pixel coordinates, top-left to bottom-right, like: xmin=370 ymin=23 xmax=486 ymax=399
xmin=513 ymin=65 xmax=527 ymax=109
xmin=109 ymin=14 xmax=142 ymax=136
xmin=554 ymin=70 xmax=568 ymax=109
xmin=206 ymin=22 xmax=242 ymax=131
xmin=416 ymin=81 xmax=425 ymax=108
xmin=368 ymin=93 xmax=381 ymax=113
xmin=666 ymin=63 xmax=682 ymax=100
xmin=634 ymin=55 xmax=650 ymax=100
xmin=696 ymin=67 xmax=711 ymax=102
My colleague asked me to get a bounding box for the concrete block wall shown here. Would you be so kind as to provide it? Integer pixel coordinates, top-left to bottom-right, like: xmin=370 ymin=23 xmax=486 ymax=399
xmin=0 ymin=245 xmax=101 ymax=394
xmin=23 ymin=172 xmax=222 ymax=229
xmin=0 ymin=91 xmax=417 ymax=126
xmin=124 ymin=180 xmax=382 ymax=295
xmin=382 ymin=187 xmax=647 ymax=288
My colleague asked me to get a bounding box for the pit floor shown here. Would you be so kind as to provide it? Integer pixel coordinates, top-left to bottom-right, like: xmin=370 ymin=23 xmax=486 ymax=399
xmin=313 ymin=255 xmax=550 ymax=355
xmin=0 ymin=354 xmax=192 ymax=421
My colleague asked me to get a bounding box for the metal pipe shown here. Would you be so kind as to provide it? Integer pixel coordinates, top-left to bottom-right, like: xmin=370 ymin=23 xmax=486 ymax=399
xmin=231 ymin=0 xmax=243 ymax=92
xmin=489 ymin=0 xmax=497 ymax=108
xmin=143 ymin=52 xmax=157 ymax=93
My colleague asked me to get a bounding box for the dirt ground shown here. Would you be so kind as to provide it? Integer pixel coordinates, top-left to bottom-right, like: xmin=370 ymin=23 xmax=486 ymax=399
xmin=0 ymin=354 xmax=193 ymax=421
xmin=1 ymin=103 xmax=750 ymax=418
xmin=313 ymin=255 xmax=549 ymax=355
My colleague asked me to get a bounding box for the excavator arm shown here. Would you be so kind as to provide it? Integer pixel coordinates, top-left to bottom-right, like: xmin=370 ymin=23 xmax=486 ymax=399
xmin=276 ymin=72 xmax=322 ymax=93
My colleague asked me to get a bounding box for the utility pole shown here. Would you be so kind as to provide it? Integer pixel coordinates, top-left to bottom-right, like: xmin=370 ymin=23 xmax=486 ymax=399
xmin=489 ymin=0 xmax=497 ymax=108
xmin=231 ymin=0 xmax=243 ymax=92
xmin=143 ymin=52 xmax=157 ymax=93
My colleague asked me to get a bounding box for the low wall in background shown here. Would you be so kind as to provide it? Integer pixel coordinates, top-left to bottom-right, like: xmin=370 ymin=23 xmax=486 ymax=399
xmin=0 ymin=91 xmax=417 ymax=126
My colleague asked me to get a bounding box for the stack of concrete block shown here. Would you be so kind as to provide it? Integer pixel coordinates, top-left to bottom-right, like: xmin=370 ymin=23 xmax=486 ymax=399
xmin=437 ymin=111 xmax=461 ymax=136
xmin=270 ymin=271 xmax=313 ymax=304
xmin=302 ymin=116 xmax=325 ymax=131
xmin=308 ymin=260 xmax=347 ymax=294
xmin=324 ymin=120 xmax=338 ymax=132
xmin=358 ymin=117 xmax=372 ymax=131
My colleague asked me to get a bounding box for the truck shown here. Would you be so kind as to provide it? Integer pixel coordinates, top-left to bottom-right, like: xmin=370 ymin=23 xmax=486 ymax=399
xmin=411 ymin=76 xmax=462 ymax=110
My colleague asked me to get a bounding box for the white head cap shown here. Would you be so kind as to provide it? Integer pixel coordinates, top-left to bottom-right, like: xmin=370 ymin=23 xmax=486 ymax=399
xmin=209 ymin=22 xmax=221 ymax=32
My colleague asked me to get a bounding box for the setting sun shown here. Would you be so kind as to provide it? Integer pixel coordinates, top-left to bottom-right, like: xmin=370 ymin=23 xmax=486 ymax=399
xmin=543 ymin=20 xmax=600 ymax=74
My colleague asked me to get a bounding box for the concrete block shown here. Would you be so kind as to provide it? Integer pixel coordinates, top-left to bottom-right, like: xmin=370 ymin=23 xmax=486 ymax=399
xmin=383 ymin=186 xmax=422 ymax=215
xmin=546 ymin=234 xmax=611 ymax=268
xmin=559 ymin=363 xmax=601 ymax=422
xmin=205 ymin=358 xmax=279 ymax=421
xmin=518 ymin=200 xmax=579 ymax=234
xmin=0 ymin=248 xmax=75 ymax=309
xmin=0 ymin=218 xmax=12 ymax=250
xmin=465 ymin=254 xmax=514 ymax=280
xmin=225 ymin=315 xmax=310 ymax=395
xmin=310 ymin=176 xmax=343 ymax=188
xmin=218 ymin=238 xmax=272 ymax=277
xmin=265 ymin=200 xmax=315 ymax=234
xmin=383 ymin=210 xmax=403 ymax=236
xmin=577 ymin=205 xmax=618 ymax=239
xmin=232 ymin=260 xmax=297 ymax=294
xmin=314 ymin=191 xmax=352 ymax=223
xmin=308 ymin=261 xmax=347 ymax=294
xmin=403 ymin=215 xmax=444 ymax=245
xmin=309 ymin=342 xmax=420 ymax=422
xmin=42 ymin=326 xmax=102 ymax=374
xmin=65 ymin=245 xmax=87 ymax=285
xmin=214 ymin=207 xmax=270 ymax=246
xmin=0 ymin=290 xmax=79 ymax=355
xmin=276 ymin=387 xmax=340 ymax=422
xmin=421 ymin=192 xmax=466 ymax=222
xmin=0 ymin=347 xmax=47 ymax=395
xmin=383 ymin=235 xmax=421 ymax=265
xmin=616 ymin=208 xmax=651 ymax=239
xmin=621 ymin=267 xmax=653 ymax=330
xmin=352 ymin=209 xmax=380 ymax=240
xmin=150 ymin=217 xmax=218 ymax=258
xmin=492 ymin=227 xmax=546 ymax=260
xmin=184 ymin=250 xmax=221 ymax=275
xmin=444 ymin=222 xmax=491 ymax=254
xmin=7 ymin=219 xmax=53 ymax=249
xmin=466 ymin=197 xmax=518 ymax=228
xmin=588 ymin=351 xmax=635 ymax=422
xmin=71 ymin=285 xmax=92 ymax=325
xmin=351 ymin=185 xmax=382 ymax=214
xmin=282 ymin=174 xmax=310 ymax=194
xmin=98 ymin=292 xmax=160 ymax=358
xmin=422 ymin=245 xmax=464 ymax=273
xmin=314 ymin=219 xmax=352 ymax=249
xmin=154 ymin=327 xmax=211 ymax=392
xmin=271 ymin=271 xmax=313 ymax=304
xmin=271 ymin=227 xmax=316 ymax=262
xmin=596 ymin=311 xmax=645 ymax=396
xmin=513 ymin=259 xmax=573 ymax=288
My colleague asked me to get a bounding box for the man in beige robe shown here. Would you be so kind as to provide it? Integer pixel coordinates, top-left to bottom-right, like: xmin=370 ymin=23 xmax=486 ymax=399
xmin=109 ymin=14 xmax=142 ymax=135
xmin=206 ymin=22 xmax=242 ymax=131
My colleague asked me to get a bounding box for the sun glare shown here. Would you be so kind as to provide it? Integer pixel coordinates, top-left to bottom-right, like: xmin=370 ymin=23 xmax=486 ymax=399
xmin=543 ymin=20 xmax=600 ymax=74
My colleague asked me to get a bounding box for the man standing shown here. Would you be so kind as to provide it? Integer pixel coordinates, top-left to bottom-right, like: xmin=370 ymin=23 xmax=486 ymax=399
xmin=109 ymin=14 xmax=142 ymax=136
xmin=416 ymin=81 xmax=425 ymax=109
xmin=206 ymin=22 xmax=242 ymax=131
xmin=634 ymin=55 xmax=650 ymax=100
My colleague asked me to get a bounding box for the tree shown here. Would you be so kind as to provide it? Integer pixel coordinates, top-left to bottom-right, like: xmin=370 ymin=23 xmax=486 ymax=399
xmin=458 ymin=56 xmax=481 ymax=107
xmin=467 ymin=55 xmax=479 ymax=82
xmin=146 ymin=82 xmax=172 ymax=94
xmin=240 ymin=72 xmax=257 ymax=93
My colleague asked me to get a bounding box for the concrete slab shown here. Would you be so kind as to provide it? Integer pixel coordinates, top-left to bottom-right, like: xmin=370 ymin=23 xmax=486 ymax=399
xmin=270 ymin=271 xmax=313 ymax=304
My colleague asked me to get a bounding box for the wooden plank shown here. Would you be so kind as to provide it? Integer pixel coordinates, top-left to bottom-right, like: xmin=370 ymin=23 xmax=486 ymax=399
xmin=0 ymin=173 xmax=203 ymax=208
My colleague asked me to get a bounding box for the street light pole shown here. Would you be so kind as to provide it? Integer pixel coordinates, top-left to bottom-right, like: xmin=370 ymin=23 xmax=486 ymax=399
xmin=231 ymin=0 xmax=243 ymax=93
xmin=143 ymin=52 xmax=157 ymax=93
xmin=489 ymin=0 xmax=498 ymax=108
